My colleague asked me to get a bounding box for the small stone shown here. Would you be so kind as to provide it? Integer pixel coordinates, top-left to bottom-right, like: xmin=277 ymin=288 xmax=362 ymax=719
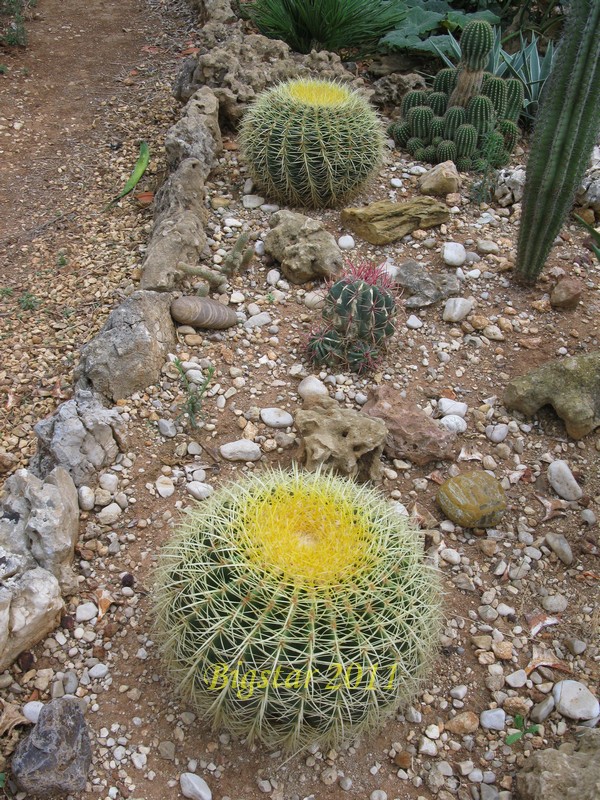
xmin=505 ymin=670 xmax=528 ymax=688
xmin=419 ymin=736 xmax=438 ymax=756
xmin=442 ymin=242 xmax=467 ymax=267
xmin=438 ymin=415 xmax=467 ymax=433
xmin=370 ymin=791 xmax=387 ymax=800
xmin=76 ymin=603 xmax=98 ymax=623
xmin=97 ymin=502 xmax=122 ymax=526
xmin=437 ymin=471 xmax=507 ymax=528
xmin=450 ymin=685 xmax=468 ymax=700
xmin=406 ymin=314 xmax=423 ymax=329
xmin=542 ymin=594 xmax=568 ymax=613
xmin=242 ymin=194 xmax=265 ymax=209
xmin=552 ymin=680 xmax=599 ymax=720
xmin=338 ymin=235 xmax=355 ymax=250
xmin=22 ymin=701 xmax=44 ymax=724
xmin=180 ymin=772 xmax=212 ymax=800
xmin=545 ymin=532 xmax=573 ymax=565
xmin=440 ymin=547 xmax=461 ymax=565
xmin=486 ymin=424 xmax=509 ymax=443
xmin=155 ymin=476 xmax=175 ymax=498
xmin=77 ymin=486 xmax=95 ymax=511
xmin=478 ymin=605 xmax=498 ymax=623
xmin=158 ymin=419 xmax=177 ymax=438
xmin=243 ymin=312 xmax=272 ymax=329
xmin=565 ymin=637 xmax=587 ymax=656
xmin=418 ymin=161 xmax=460 ymax=196
xmin=260 ymin=408 xmax=293 ymax=429
xmin=220 ymin=440 xmax=262 ymax=461
xmin=229 ymin=291 xmax=245 ymax=304
xmin=443 ymin=297 xmax=474 ymax=322
xmin=186 ymin=482 xmax=214 ymax=500
xmin=530 ymin=695 xmax=555 ymax=723
xmin=99 ymin=473 xmax=118 ymax=493
xmin=446 ymin=711 xmax=479 ymax=735
xmin=88 ymin=663 xmax=108 ymax=680
xmin=438 ymin=398 xmax=468 ymax=418
xmin=426 ymin=724 xmax=441 ymax=739
xmin=158 ymin=740 xmax=176 ymax=760
xmin=547 ymin=460 xmax=583 ymax=501
xmin=550 ymin=277 xmax=583 ymax=309
xmin=298 ymin=376 xmax=329 ymax=402
xmin=477 ymin=240 xmax=500 ymax=255
xmin=480 ymin=709 xmax=506 ymax=730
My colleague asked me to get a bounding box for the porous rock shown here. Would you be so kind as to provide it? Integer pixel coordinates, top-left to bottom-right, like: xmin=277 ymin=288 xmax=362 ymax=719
xmin=264 ymin=210 xmax=343 ymax=284
xmin=418 ymin=161 xmax=460 ymax=197
xmin=30 ymin=390 xmax=124 ymax=487
xmin=165 ymin=87 xmax=222 ymax=173
xmin=370 ymin=72 xmax=426 ymax=109
xmin=503 ymin=351 xmax=600 ymax=439
xmin=362 ymin=386 xmax=458 ymax=466
xmin=341 ymin=198 xmax=449 ymax=245
xmin=389 ymin=260 xmax=460 ymax=308
xmin=296 ymin=396 xmax=386 ymax=482
xmin=516 ymin=728 xmax=600 ymax=800
xmin=12 ymin=697 xmax=92 ymax=797
xmin=75 ymin=291 xmax=177 ymax=402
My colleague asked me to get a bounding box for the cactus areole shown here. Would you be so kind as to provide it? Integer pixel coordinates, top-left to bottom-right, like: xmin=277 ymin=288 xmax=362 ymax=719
xmin=240 ymin=79 xmax=384 ymax=208
xmin=154 ymin=468 xmax=440 ymax=750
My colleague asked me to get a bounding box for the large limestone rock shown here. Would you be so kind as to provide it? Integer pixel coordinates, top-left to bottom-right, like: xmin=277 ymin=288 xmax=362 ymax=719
xmin=165 ymin=87 xmax=222 ymax=174
xmin=75 ymin=291 xmax=177 ymax=402
xmin=362 ymin=386 xmax=458 ymax=466
xmin=503 ymin=351 xmax=600 ymax=439
xmin=296 ymin=396 xmax=387 ymax=482
xmin=264 ymin=211 xmax=343 ymax=284
xmin=418 ymin=161 xmax=461 ymax=196
xmin=371 ymin=72 xmax=426 ymax=109
xmin=12 ymin=698 xmax=92 ymax=797
xmin=516 ymin=729 xmax=600 ymax=800
xmin=341 ymin=198 xmax=449 ymax=245
xmin=31 ymin=390 xmax=124 ymax=487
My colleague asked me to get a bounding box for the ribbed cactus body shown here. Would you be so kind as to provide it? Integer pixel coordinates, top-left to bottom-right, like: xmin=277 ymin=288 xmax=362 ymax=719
xmin=467 ymin=94 xmax=496 ymax=134
xmin=482 ymin=77 xmax=508 ymax=118
xmin=427 ymin=91 xmax=448 ymax=117
xmin=430 ymin=117 xmax=446 ymax=139
xmin=498 ymin=119 xmax=519 ymax=153
xmin=154 ymin=468 xmax=441 ymax=750
xmin=422 ymin=145 xmax=437 ymax=163
xmin=323 ymin=276 xmax=396 ymax=345
xmin=406 ymin=136 xmax=425 ymax=156
xmin=515 ymin=0 xmax=600 ymax=284
xmin=460 ymin=20 xmax=494 ymax=71
xmin=456 ymin=156 xmax=473 ymax=172
xmin=240 ymin=79 xmax=384 ymax=208
xmin=389 ymin=121 xmax=411 ymax=148
xmin=443 ymin=106 xmax=466 ymax=140
xmin=455 ymin=123 xmax=478 ymax=157
xmin=433 ymin=68 xmax=458 ymax=94
xmin=436 ymin=140 xmax=457 ymax=163
xmin=407 ymin=106 xmax=434 ymax=141
xmin=504 ymin=78 xmax=525 ymax=123
xmin=401 ymin=90 xmax=429 ymax=117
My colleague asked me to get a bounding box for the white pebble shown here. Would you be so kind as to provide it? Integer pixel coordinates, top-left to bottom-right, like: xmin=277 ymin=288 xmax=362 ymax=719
xmin=186 ymin=482 xmax=214 ymax=501
xmin=338 ymin=235 xmax=355 ymax=250
xmin=180 ymin=773 xmax=212 ymax=800
xmin=442 ymin=242 xmax=467 ymax=267
xmin=547 ymin=460 xmax=583 ymax=501
xmin=406 ymin=314 xmax=423 ymax=330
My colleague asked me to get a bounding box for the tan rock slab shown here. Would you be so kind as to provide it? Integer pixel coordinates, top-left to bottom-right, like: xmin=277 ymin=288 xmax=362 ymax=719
xmin=340 ymin=197 xmax=449 ymax=245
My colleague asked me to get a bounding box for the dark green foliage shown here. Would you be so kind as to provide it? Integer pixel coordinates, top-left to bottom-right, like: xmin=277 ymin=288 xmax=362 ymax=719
xmin=388 ymin=120 xmax=411 ymax=147
xmin=459 ymin=20 xmax=494 ymax=70
xmin=467 ymin=94 xmax=495 ymax=134
xmin=414 ymin=148 xmax=427 ymax=161
xmin=422 ymin=145 xmax=437 ymax=163
xmin=574 ymin=215 xmax=600 ymax=263
xmin=443 ymin=106 xmax=466 ymax=139
xmin=455 ymin=123 xmax=478 ymax=157
xmin=515 ymin=0 xmax=600 ymax=285
xmin=436 ymin=140 xmax=457 ymax=163
xmin=504 ymin=78 xmax=525 ymax=123
xmin=432 ymin=135 xmax=444 ymax=147
xmin=471 ymin=157 xmax=488 ymax=173
xmin=482 ymin=76 xmax=508 ymax=118
xmin=498 ymin=119 xmax=519 ymax=152
xmin=401 ymin=90 xmax=429 ymax=117
xmin=427 ymin=91 xmax=448 ymax=116
xmin=431 ymin=117 xmax=446 ymax=139
xmin=433 ymin=67 xmax=458 ymax=94
xmin=500 ymin=33 xmax=557 ymax=125
xmin=455 ymin=156 xmax=473 ymax=172
xmin=245 ymin=0 xmax=408 ymax=54
xmin=0 ymin=0 xmax=35 ymax=46
xmin=407 ymin=105 xmax=434 ymax=141
xmin=406 ymin=136 xmax=425 ymax=156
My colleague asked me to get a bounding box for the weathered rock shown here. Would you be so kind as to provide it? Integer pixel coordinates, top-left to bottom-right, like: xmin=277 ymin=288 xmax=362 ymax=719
xmin=552 ymin=680 xmax=599 ymax=720
xmin=0 ymin=467 xmax=79 ymax=592
xmin=389 ymin=260 xmax=460 ymax=308
xmin=341 ymin=198 xmax=449 ymax=245
xmin=362 ymin=386 xmax=457 ymax=466
xmin=75 ymin=291 xmax=177 ymax=402
xmin=165 ymin=87 xmax=222 ymax=173
xmin=171 ymin=296 xmax=239 ymax=329
xmin=437 ymin=471 xmax=507 ymax=528
xmin=264 ymin=210 xmax=343 ymax=284
xmin=443 ymin=297 xmax=474 ymax=322
xmin=296 ymin=396 xmax=386 ymax=482
xmin=494 ymin=166 xmax=526 ymax=207
xmin=371 ymin=72 xmax=426 ymax=108
xmin=12 ymin=697 xmax=92 ymax=797
xmin=31 ymin=390 xmax=125 ymax=487
xmin=418 ymin=161 xmax=460 ymax=197
xmin=550 ymin=277 xmax=584 ymax=309
xmin=503 ymin=351 xmax=600 ymax=439
xmin=0 ymin=451 xmax=18 ymax=475
xmin=516 ymin=728 xmax=600 ymax=800
xmin=445 ymin=711 xmax=479 ymax=735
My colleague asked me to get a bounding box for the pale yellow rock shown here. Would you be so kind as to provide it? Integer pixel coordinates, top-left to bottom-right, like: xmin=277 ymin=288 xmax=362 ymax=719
xmin=340 ymin=197 xmax=449 ymax=245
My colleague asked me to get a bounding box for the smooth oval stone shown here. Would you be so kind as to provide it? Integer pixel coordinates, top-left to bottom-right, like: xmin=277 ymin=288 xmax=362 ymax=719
xmin=171 ymin=296 xmax=239 ymax=330
xmin=437 ymin=471 xmax=507 ymax=528
xmin=547 ymin=459 xmax=583 ymax=501
xmin=438 ymin=414 xmax=467 ymax=434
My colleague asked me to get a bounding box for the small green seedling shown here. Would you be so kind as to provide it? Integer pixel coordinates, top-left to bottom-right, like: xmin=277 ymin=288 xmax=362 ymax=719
xmin=105 ymin=141 xmax=150 ymax=209
xmin=505 ymin=714 xmax=540 ymax=746
xmin=173 ymin=357 xmax=215 ymax=430
xmin=0 ymin=287 xmax=14 ymax=298
xmin=57 ymin=251 xmax=68 ymax=267
xmin=18 ymin=291 xmax=40 ymax=310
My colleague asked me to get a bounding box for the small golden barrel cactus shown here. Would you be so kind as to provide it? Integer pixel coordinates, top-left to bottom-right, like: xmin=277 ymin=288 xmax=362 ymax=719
xmin=154 ymin=468 xmax=440 ymax=750
xmin=240 ymin=79 xmax=384 ymax=208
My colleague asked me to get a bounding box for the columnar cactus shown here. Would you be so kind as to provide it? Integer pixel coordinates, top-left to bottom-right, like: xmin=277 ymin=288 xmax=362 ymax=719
xmin=401 ymin=90 xmax=429 ymax=117
xmin=154 ymin=468 xmax=441 ymax=751
xmin=450 ymin=20 xmax=494 ymax=107
xmin=430 ymin=117 xmax=446 ymax=139
xmin=443 ymin=106 xmax=467 ymax=139
xmin=482 ymin=77 xmax=508 ymax=118
xmin=240 ymin=79 xmax=384 ymax=208
xmin=427 ymin=91 xmax=448 ymax=117
xmin=504 ymin=79 xmax=525 ymax=123
xmin=498 ymin=119 xmax=519 ymax=153
xmin=467 ymin=95 xmax=496 ymax=135
xmin=433 ymin=67 xmax=458 ymax=94
xmin=455 ymin=124 xmax=478 ymax=157
xmin=388 ymin=121 xmax=411 ymax=147
xmin=408 ymin=106 xmax=434 ymax=141
xmin=515 ymin=0 xmax=600 ymax=284
xmin=436 ymin=140 xmax=457 ymax=163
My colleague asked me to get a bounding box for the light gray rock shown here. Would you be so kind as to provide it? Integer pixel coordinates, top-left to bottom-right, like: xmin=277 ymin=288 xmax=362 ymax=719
xmin=76 ymin=602 xmax=98 ymax=623
xmin=98 ymin=473 xmax=118 ymax=493
xmin=443 ymin=297 xmax=473 ymax=322
xmin=486 ymin=423 xmax=509 ymax=443
xmin=545 ymin=532 xmax=573 ymax=565
xmin=158 ymin=419 xmax=177 ymax=438
xmin=553 ymin=680 xmax=599 ymax=720
xmin=442 ymin=242 xmax=467 ymax=267
xmin=243 ymin=312 xmax=272 ymax=329
xmin=165 ymin=87 xmax=222 ymax=173
xmin=264 ymin=210 xmax=343 ymax=284
xmin=438 ymin=398 xmax=468 ymax=418
xmin=547 ymin=460 xmax=583 ymax=501
xmin=391 ymin=259 xmax=460 ymax=309
xmin=186 ymin=482 xmax=214 ymax=500
xmin=30 ymin=390 xmax=124 ymax=487
xmin=23 ymin=701 xmax=44 ymax=724
xmin=242 ymin=194 xmax=264 ymax=209
xmin=75 ymin=291 xmax=176 ymax=403
xmin=96 ymin=503 xmax=122 ymax=526
xmin=477 ymin=239 xmax=500 ymax=255
xmin=298 ymin=376 xmax=328 ymax=402
xmin=260 ymin=408 xmax=293 ymax=429
xmin=219 ymin=440 xmax=262 ymax=461
xmin=338 ymin=234 xmax=355 ymax=250
xmin=77 ymin=486 xmax=95 ymax=511
xmin=541 ymin=594 xmax=568 ymax=613
xmin=438 ymin=415 xmax=467 ymax=434
xmin=505 ymin=669 xmax=528 ymax=688
xmin=155 ymin=476 xmax=175 ymax=498
xmin=180 ymin=772 xmax=212 ymax=800
xmin=530 ymin=696 xmax=555 ymax=723
xmin=406 ymin=314 xmax=423 ymax=329
xmin=88 ymin=663 xmax=108 ymax=679
xmin=480 ymin=709 xmax=506 ymax=730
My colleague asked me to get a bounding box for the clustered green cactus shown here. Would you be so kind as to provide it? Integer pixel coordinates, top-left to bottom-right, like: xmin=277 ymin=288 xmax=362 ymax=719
xmin=389 ymin=20 xmax=522 ymax=174
xmin=153 ymin=467 xmax=440 ymax=751
xmin=306 ymin=261 xmax=397 ymax=375
xmin=240 ymin=78 xmax=384 ymax=209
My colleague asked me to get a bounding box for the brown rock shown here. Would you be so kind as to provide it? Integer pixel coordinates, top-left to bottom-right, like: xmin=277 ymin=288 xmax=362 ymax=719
xmin=418 ymin=161 xmax=461 ymax=197
xmin=0 ymin=451 xmax=18 ymax=474
xmin=445 ymin=711 xmax=479 ymax=735
xmin=170 ymin=296 xmax=239 ymax=329
xmin=504 ymin=696 xmax=533 ymax=717
xmin=340 ymin=197 xmax=449 ymax=245
xmin=362 ymin=386 xmax=457 ymax=466
xmin=573 ymin=206 xmax=596 ymax=225
xmin=393 ymin=750 xmax=413 ymax=769
xmin=437 ymin=470 xmax=507 ymax=528
xmin=492 ymin=641 xmax=514 ymax=660
xmin=550 ymin=277 xmax=584 ymax=309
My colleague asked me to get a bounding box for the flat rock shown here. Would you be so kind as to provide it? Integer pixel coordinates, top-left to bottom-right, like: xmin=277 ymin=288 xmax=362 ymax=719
xmin=418 ymin=161 xmax=460 ymax=196
xmin=156 ymin=476 xmax=175 ymax=498
xmin=445 ymin=711 xmax=479 ymax=735
xmin=12 ymin=697 xmax=92 ymax=797
xmin=260 ymin=408 xmax=293 ymax=429
xmin=547 ymin=460 xmax=582 ymax=501
xmin=503 ymin=351 xmax=600 ymax=439
xmin=219 ymin=440 xmax=262 ymax=462
xmin=437 ymin=471 xmax=507 ymax=528
xmin=340 ymin=198 xmax=449 ymax=245
xmin=391 ymin=260 xmax=460 ymax=309
xmin=552 ymin=680 xmax=599 ymax=720
xmin=480 ymin=708 xmax=506 ymax=730
xmin=362 ymin=386 xmax=458 ymax=466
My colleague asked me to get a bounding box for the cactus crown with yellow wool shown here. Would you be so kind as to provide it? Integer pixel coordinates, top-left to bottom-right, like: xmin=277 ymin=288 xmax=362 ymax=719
xmin=240 ymin=78 xmax=384 ymax=208
xmin=153 ymin=467 xmax=441 ymax=750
